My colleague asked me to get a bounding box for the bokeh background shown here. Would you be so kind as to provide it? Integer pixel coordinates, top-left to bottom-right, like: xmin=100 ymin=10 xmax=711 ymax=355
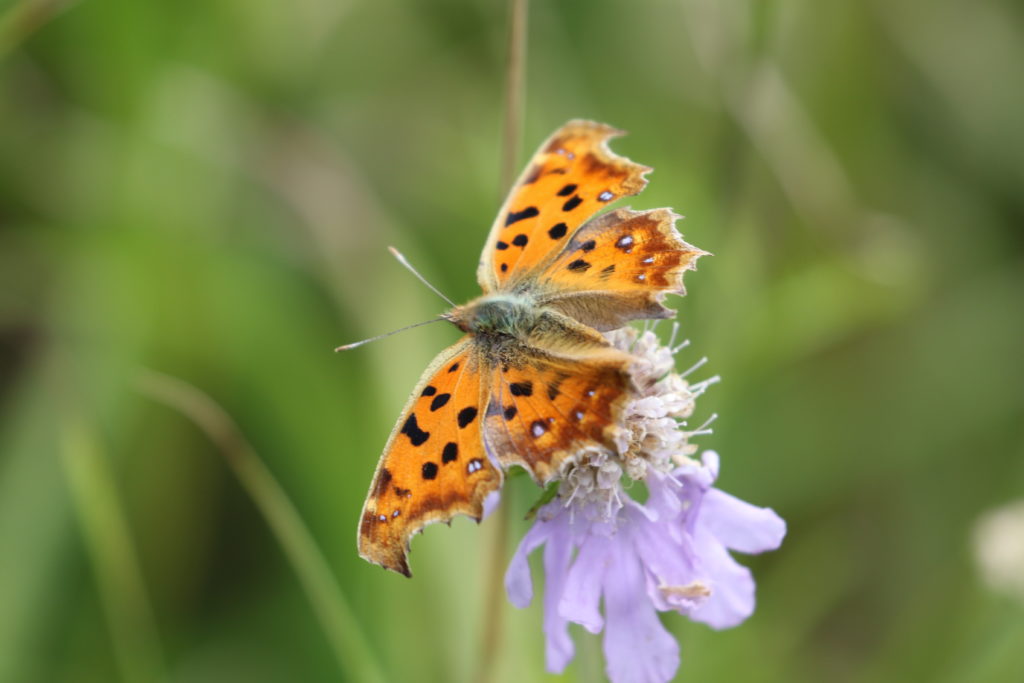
xmin=2 ymin=0 xmax=1023 ymax=681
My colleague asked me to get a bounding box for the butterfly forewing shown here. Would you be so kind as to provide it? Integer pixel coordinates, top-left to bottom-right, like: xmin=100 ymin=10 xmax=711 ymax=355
xmin=477 ymin=120 xmax=651 ymax=292
xmin=358 ymin=339 xmax=501 ymax=576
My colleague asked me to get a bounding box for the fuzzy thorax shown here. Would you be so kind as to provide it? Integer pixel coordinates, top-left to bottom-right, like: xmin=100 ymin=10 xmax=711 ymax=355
xmin=448 ymin=293 xmax=539 ymax=336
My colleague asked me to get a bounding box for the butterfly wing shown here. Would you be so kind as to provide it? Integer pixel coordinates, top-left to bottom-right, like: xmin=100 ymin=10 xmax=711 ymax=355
xmin=358 ymin=338 xmax=501 ymax=576
xmin=477 ymin=120 xmax=651 ymax=292
xmin=482 ymin=311 xmax=634 ymax=484
xmin=531 ymin=207 xmax=706 ymax=331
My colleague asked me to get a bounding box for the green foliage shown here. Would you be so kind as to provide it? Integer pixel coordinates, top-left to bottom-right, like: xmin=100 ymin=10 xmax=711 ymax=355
xmin=1 ymin=0 xmax=1022 ymax=681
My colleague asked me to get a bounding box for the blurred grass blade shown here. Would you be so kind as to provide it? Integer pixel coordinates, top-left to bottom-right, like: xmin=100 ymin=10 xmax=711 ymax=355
xmin=60 ymin=419 xmax=164 ymax=683
xmin=134 ymin=369 xmax=387 ymax=683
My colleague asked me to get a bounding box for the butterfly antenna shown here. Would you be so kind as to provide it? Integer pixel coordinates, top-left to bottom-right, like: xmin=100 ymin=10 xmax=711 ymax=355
xmin=335 ymin=317 xmax=447 ymax=351
xmin=387 ymin=246 xmax=457 ymax=308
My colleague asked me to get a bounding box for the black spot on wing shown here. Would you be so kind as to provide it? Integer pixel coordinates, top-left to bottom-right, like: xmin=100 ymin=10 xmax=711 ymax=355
xmin=448 ymin=362 xmax=460 ymax=373
xmin=430 ymin=393 xmax=451 ymax=411
xmin=557 ymin=183 xmax=578 ymax=197
xmin=512 ymin=234 xmax=528 ymax=247
xmin=579 ymin=239 xmax=596 ymax=252
xmin=421 ymin=385 xmax=437 ymax=397
xmin=506 ymin=206 xmax=539 ymax=226
xmin=548 ymin=223 xmax=568 ymax=240
xmin=422 ymin=462 xmax=438 ymax=480
xmin=509 ymin=381 xmax=533 ymax=397
xmin=496 ymin=241 xmax=509 ymax=250
xmin=401 ymin=413 xmax=430 ymax=446
xmin=458 ymin=406 xmax=478 ymax=428
xmin=567 ymin=259 xmax=591 ymax=272
xmin=442 ymin=442 xmax=458 ymax=463
xmin=562 ymin=196 xmax=583 ymax=211
xmin=503 ymin=405 xmax=517 ymax=420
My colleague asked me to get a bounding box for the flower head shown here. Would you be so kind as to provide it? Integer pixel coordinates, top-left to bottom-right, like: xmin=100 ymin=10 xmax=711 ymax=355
xmin=505 ymin=328 xmax=786 ymax=683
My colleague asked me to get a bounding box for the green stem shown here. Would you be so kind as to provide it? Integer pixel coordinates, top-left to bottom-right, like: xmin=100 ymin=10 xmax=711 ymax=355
xmin=476 ymin=2 xmax=529 ymax=682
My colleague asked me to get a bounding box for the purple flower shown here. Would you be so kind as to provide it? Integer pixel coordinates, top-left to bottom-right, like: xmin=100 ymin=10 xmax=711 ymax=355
xmin=506 ymin=452 xmax=786 ymax=683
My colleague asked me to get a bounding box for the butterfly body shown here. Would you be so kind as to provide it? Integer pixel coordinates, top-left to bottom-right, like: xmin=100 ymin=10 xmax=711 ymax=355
xmin=449 ymin=293 xmax=539 ymax=337
xmin=357 ymin=121 xmax=706 ymax=576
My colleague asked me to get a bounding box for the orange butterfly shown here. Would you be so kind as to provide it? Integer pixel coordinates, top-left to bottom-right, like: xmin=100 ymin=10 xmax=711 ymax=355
xmin=358 ymin=120 xmax=705 ymax=575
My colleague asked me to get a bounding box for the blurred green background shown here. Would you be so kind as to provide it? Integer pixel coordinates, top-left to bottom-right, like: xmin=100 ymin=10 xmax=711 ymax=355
xmin=2 ymin=0 xmax=1023 ymax=681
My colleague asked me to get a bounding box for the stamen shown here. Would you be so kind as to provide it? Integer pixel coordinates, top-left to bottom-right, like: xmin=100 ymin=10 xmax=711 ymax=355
xmin=685 ymin=413 xmax=718 ymax=437
xmin=667 ymin=321 xmax=680 ymax=351
xmin=681 ymin=356 xmax=708 ymax=378
xmin=689 ymin=375 xmax=721 ymax=395
xmin=672 ymin=339 xmax=691 ymax=355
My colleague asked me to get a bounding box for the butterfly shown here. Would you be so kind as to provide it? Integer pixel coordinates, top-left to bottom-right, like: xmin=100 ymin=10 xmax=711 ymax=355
xmin=358 ymin=120 xmax=705 ymax=576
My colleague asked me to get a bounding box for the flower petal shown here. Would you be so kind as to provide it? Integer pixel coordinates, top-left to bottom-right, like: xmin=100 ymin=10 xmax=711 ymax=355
xmin=559 ymin=532 xmax=612 ymax=633
xmin=505 ymin=513 xmax=555 ymax=609
xmin=687 ymin=525 xmax=756 ymax=629
xmin=603 ymin=550 xmax=680 ymax=683
xmin=701 ymin=489 xmax=786 ymax=555
xmin=542 ymin=515 xmax=576 ymax=672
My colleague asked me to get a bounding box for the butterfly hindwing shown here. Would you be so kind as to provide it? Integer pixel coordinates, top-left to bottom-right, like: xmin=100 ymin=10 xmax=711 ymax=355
xmin=483 ymin=333 xmax=633 ymax=485
xmin=358 ymin=338 xmax=502 ymax=576
xmin=477 ymin=120 xmax=651 ymax=292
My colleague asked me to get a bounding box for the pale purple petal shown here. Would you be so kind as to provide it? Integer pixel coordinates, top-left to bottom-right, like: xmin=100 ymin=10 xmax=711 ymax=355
xmin=642 ymin=471 xmax=683 ymax=519
xmin=629 ymin=508 xmax=697 ymax=602
xmin=603 ymin=549 xmax=680 ymax=683
xmin=542 ymin=516 xmax=576 ymax=672
xmin=701 ymin=488 xmax=786 ymax=554
xmin=559 ymin=532 xmax=611 ymax=633
xmin=505 ymin=514 xmax=554 ymax=608
xmin=686 ymin=525 xmax=756 ymax=629
xmin=700 ymin=450 xmax=720 ymax=482
xmin=482 ymin=489 xmax=502 ymax=519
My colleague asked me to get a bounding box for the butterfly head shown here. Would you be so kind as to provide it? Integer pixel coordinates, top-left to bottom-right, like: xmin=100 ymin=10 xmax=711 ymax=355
xmin=448 ymin=293 xmax=537 ymax=337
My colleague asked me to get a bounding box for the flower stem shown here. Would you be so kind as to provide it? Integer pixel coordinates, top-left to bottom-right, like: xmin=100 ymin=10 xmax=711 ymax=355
xmin=135 ymin=369 xmax=387 ymax=683
xmin=476 ymin=2 xmax=528 ymax=681
xmin=499 ymin=0 xmax=529 ymax=194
